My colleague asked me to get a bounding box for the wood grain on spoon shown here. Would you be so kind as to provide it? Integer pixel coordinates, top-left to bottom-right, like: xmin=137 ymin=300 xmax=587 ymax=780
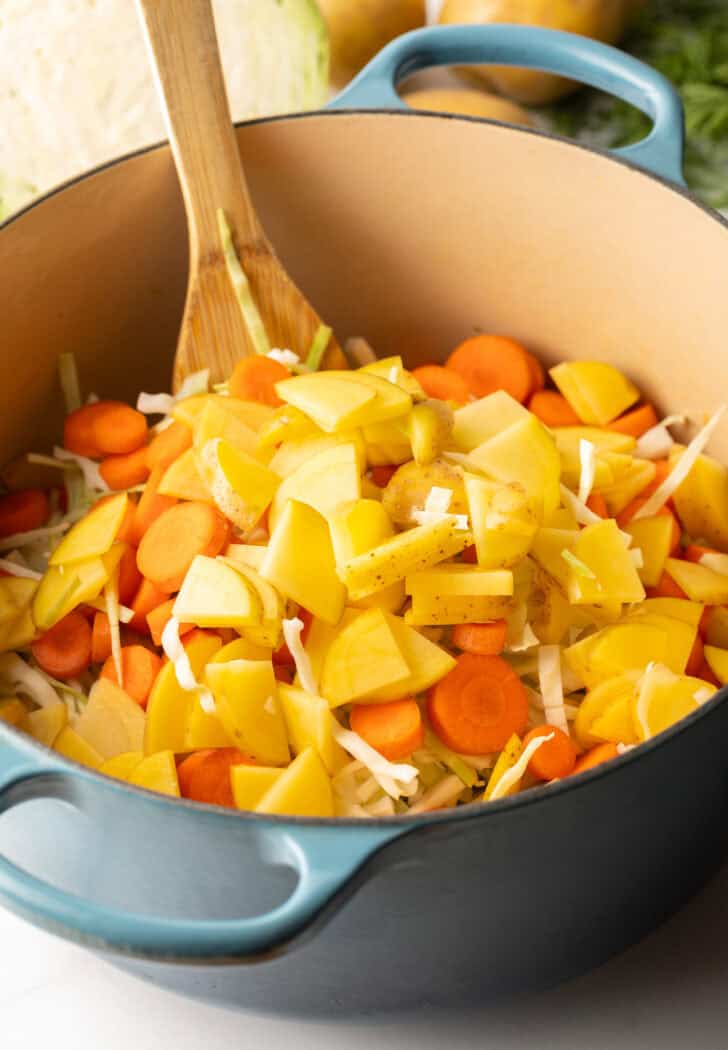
xmin=135 ymin=0 xmax=344 ymax=390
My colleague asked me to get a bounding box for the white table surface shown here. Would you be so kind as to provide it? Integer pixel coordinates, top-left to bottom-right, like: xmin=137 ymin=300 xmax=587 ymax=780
xmin=3 ymin=856 xmax=728 ymax=1050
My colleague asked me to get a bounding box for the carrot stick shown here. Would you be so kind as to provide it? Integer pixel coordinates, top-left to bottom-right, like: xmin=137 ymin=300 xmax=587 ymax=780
xmin=31 ymin=610 xmax=92 ymax=680
xmin=523 ymin=724 xmax=577 ymax=781
xmin=229 ymin=357 xmax=290 ymax=406
xmin=699 ymin=606 xmax=713 ymax=641
xmin=606 ymin=403 xmax=659 ymax=438
xmin=100 ymin=645 xmax=163 ymax=707
xmin=451 ymin=620 xmax=507 ymax=656
xmin=146 ymin=421 xmax=193 ymax=471
xmin=428 ymin=653 xmax=528 ymax=754
xmin=461 ymin=544 xmax=478 ymax=564
xmin=572 ymin=742 xmax=619 ymax=776
xmin=90 ymin=401 xmax=148 ymax=455
xmin=527 ymin=390 xmax=580 ymax=426
xmin=686 ymin=633 xmax=705 ymax=677
xmin=128 ymin=577 xmax=170 ymax=634
xmin=0 ymin=489 xmax=50 ymax=538
xmin=146 ymin=599 xmax=194 ymax=648
xmin=525 ymin=352 xmax=545 ymax=396
xmin=91 ymin=612 xmax=112 ymax=664
xmin=136 ymin=502 xmax=230 ymax=592
xmin=177 ymin=747 xmax=255 ymax=807
xmin=645 ymin=570 xmax=688 ymax=600
xmin=350 ymin=698 xmax=424 ymax=760
xmin=118 ymin=545 xmax=142 ymax=605
xmin=370 ymin=465 xmax=399 ymax=488
xmin=585 ymin=492 xmax=608 ymax=519
xmin=99 ymin=446 xmax=150 ymax=490
xmin=130 ymin=465 xmax=177 ymax=546
xmin=274 ymin=665 xmax=294 ymax=684
xmin=411 ymin=364 xmax=471 ymax=405
xmin=445 ymin=335 xmax=533 ymax=403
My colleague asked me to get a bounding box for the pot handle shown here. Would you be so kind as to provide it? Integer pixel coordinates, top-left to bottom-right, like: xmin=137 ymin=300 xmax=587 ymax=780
xmin=330 ymin=25 xmax=686 ymax=186
xmin=0 ymin=740 xmax=405 ymax=960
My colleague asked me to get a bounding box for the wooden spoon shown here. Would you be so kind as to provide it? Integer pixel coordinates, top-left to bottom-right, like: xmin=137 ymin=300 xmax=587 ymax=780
xmin=135 ymin=0 xmax=344 ymax=390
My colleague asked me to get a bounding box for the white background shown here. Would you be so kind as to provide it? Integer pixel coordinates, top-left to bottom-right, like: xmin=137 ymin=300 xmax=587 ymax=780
xmin=3 ymin=858 xmax=728 ymax=1050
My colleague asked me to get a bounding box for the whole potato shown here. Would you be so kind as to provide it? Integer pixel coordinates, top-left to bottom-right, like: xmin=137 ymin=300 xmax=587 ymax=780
xmin=401 ymin=87 xmax=533 ymax=125
xmin=319 ymin=0 xmax=426 ymax=88
xmin=438 ymin=0 xmax=639 ymax=104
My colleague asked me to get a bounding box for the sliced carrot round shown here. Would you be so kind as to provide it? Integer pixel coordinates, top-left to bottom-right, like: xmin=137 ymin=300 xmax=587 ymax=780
xmin=0 ymin=489 xmax=50 ymax=538
xmin=118 ymin=545 xmax=143 ymax=606
xmin=91 ymin=612 xmax=112 ymax=664
xmin=410 ymin=364 xmax=471 ymax=405
xmin=136 ymin=501 xmax=230 ymax=592
xmin=350 ymin=698 xmax=424 ymax=760
xmin=685 ymin=544 xmax=721 ymax=563
xmin=128 ymin=577 xmax=170 ymax=634
xmin=90 ymin=401 xmax=148 ymax=455
xmin=177 ymin=747 xmax=255 ymax=807
xmin=606 ymin=403 xmax=659 ymax=438
xmin=99 ymin=446 xmax=150 ymax=490
xmin=685 ymin=633 xmax=704 ymax=678
xmin=451 ymin=620 xmax=507 ymax=656
xmin=130 ymin=465 xmax=177 ymax=547
xmin=585 ymin=492 xmax=608 ymax=519
xmin=370 ymin=465 xmax=399 ymax=488
xmin=31 ymin=611 xmax=92 ymax=680
xmin=100 ymin=645 xmax=163 ymax=707
xmin=572 ymin=742 xmax=619 ymax=776
xmin=645 ymin=569 xmax=688 ymax=600
xmin=523 ymin=725 xmax=577 ymax=781
xmin=146 ymin=421 xmax=193 ymax=471
xmin=528 ymin=390 xmax=580 ymax=427
xmin=446 ymin=335 xmax=533 ymax=402
xmin=525 ymin=352 xmax=545 ymax=396
xmin=428 ymin=653 xmax=528 ymax=754
xmin=229 ymin=357 xmax=290 ymax=406
xmin=63 ymin=403 xmax=107 ymax=458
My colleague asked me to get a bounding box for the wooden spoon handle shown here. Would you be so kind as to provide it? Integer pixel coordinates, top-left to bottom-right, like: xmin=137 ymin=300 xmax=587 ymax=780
xmin=136 ymin=0 xmax=261 ymax=257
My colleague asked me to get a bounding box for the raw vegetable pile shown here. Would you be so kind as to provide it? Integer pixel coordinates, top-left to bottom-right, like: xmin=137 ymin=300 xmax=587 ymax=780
xmin=1 ymin=330 xmax=726 ymax=818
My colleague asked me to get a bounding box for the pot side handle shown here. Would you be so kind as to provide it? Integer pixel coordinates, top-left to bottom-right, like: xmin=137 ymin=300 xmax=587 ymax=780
xmin=330 ymin=25 xmax=686 ymax=186
xmin=0 ymin=739 xmax=405 ymax=960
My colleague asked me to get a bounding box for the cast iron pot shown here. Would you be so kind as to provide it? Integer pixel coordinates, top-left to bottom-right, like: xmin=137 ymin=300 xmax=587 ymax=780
xmin=2 ymin=26 xmax=728 ymax=1016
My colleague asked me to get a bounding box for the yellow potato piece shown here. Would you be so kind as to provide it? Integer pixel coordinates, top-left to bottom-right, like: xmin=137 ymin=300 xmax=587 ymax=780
xmin=21 ymin=702 xmax=67 ymax=746
xmin=73 ymin=678 xmax=145 ymax=759
xmin=173 ymin=555 xmax=262 ymax=629
xmin=362 ymin=417 xmax=411 ymax=467
xmin=257 ymin=405 xmax=322 ymax=450
xmin=633 ymin=665 xmax=714 ymax=742
xmin=173 ymin=394 xmax=274 ymax=432
xmin=573 ymin=672 xmax=641 ymax=749
xmin=145 ymin=633 xmax=222 ymax=753
xmin=0 ymin=608 xmax=37 ymax=653
xmin=381 ymin=457 xmax=467 ymax=529
xmin=549 ymin=361 xmax=640 ymax=425
xmin=199 ymin=438 xmax=280 ymax=532
xmin=54 ymin=727 xmax=104 ymax=770
xmin=484 ymin=734 xmax=523 ymax=800
xmin=529 ymin=568 xmax=574 ymax=645
xmin=664 ymin=558 xmax=728 ymax=605
xmin=278 ymin=684 xmax=347 ymax=774
xmin=262 ymin=499 xmax=346 ymax=626
xmin=452 ymin=391 xmax=528 ymax=452
xmin=129 ymin=751 xmax=180 ymax=797
xmin=671 ymin=449 xmax=728 ymax=552
xmin=341 ymin=516 xmax=471 ymax=601
xmin=565 ymin=618 xmax=696 ymax=689
xmin=100 ymin=751 xmax=144 ymax=782
xmin=256 ymin=747 xmax=334 ymax=818
xmin=224 ymin=544 xmax=267 ymax=570
xmin=468 ymin=414 xmax=561 ymax=519
xmin=465 ymin=476 xmax=538 ymax=569
xmin=49 ymin=493 xmax=128 ymax=566
xmin=184 ymin=696 xmax=234 ymax=751
xmin=706 ymin=607 xmax=728 ymax=649
xmin=366 ymin=613 xmax=456 ymax=702
xmin=268 ymin=430 xmax=364 ymax=477
xmin=320 ymin=607 xmax=411 ymax=707
xmin=599 ymin=458 xmax=656 ymax=516
xmin=268 ymin=442 xmax=361 ymax=535
xmin=703 ymin=645 xmax=728 ymax=685
xmin=567 ymin=519 xmax=644 ymax=606
xmin=589 ymin=696 xmax=639 ymax=746
xmin=33 ymin=544 xmax=126 ymax=631
xmin=405 ymin=593 xmax=513 ymax=626
xmin=623 ymin=515 xmax=674 ymax=587
xmin=530 ymin=527 xmax=578 ymax=590
xmin=329 ymin=498 xmax=393 ymax=566
xmin=630 ymin=598 xmax=703 ymax=627
xmin=408 ymin=400 xmax=454 ymax=466
xmin=275 ymin=374 xmax=377 ymax=433
xmin=158 ymin=447 xmax=212 ymax=501
xmin=193 ymin=399 xmax=259 ymax=455
xmin=204 ymin=659 xmax=289 ymax=766
xmin=406 ymin=565 xmax=514 ymax=599
xmin=298 ymin=609 xmax=361 ymax=691
xmin=221 ymin=559 xmax=283 ymax=647
xmin=0 ymin=697 xmax=27 ymax=726
xmin=231 ymin=765 xmax=283 ymax=811
xmin=0 ymin=577 xmax=38 ymax=625
xmin=328 ymin=371 xmax=412 ymax=426
xmin=360 ymin=356 xmax=426 ymax=400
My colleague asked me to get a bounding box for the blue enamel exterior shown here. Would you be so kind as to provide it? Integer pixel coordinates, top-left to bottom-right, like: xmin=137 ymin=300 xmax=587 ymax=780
xmin=331 ymin=25 xmax=686 ymax=185
xmin=0 ymin=24 xmax=690 ymax=981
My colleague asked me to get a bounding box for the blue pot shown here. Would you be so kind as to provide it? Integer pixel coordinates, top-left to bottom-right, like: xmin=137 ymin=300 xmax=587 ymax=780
xmin=2 ymin=25 xmax=727 ymax=1015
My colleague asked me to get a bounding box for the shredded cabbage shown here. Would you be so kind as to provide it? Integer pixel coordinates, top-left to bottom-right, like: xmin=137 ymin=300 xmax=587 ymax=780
xmin=304 ymin=324 xmax=333 ymax=372
xmin=634 ymin=415 xmax=686 ymax=460
xmin=58 ymin=352 xmax=82 ymax=414
xmin=412 ymin=488 xmax=469 ymax=529
xmin=282 ymin=617 xmax=317 ymax=694
xmin=700 ymin=552 xmax=728 ymax=576
xmin=0 ymin=653 xmax=61 ymax=709
xmin=538 ymin=645 xmax=568 ymax=733
xmin=344 ymin=337 xmax=377 ymax=367
xmin=630 ymin=547 xmax=645 ymax=569
xmin=506 ymin=621 xmax=540 ymax=653
xmin=218 ymin=208 xmax=271 ymax=357
xmin=52 ymin=446 xmax=108 ymax=492
xmin=489 ymin=733 xmax=554 ymax=801
xmin=634 ymin=407 xmax=726 ymax=520
xmin=104 ymin=574 xmax=123 ymax=686
xmin=0 ymin=522 xmax=70 ymax=554
xmin=267 ymin=348 xmax=300 ymax=368
xmin=424 ymin=729 xmax=480 ymax=787
xmin=409 ymin=774 xmax=464 ymax=814
xmin=562 ymin=549 xmax=597 ymax=580
xmin=161 ymin=616 xmax=216 ymax=713
xmin=0 ymin=558 xmax=41 ymax=580
xmin=137 ymin=392 xmax=174 ymax=416
xmin=578 ymin=439 xmax=597 ymax=504
xmin=330 ymin=717 xmax=418 ymax=799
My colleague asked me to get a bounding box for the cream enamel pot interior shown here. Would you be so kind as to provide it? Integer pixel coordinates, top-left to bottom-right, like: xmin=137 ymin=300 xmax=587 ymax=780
xmin=2 ymin=26 xmax=728 ymax=1015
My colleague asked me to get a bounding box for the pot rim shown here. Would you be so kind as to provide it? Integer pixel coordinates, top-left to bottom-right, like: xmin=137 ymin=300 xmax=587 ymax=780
xmin=3 ymin=105 xmax=727 ymax=830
